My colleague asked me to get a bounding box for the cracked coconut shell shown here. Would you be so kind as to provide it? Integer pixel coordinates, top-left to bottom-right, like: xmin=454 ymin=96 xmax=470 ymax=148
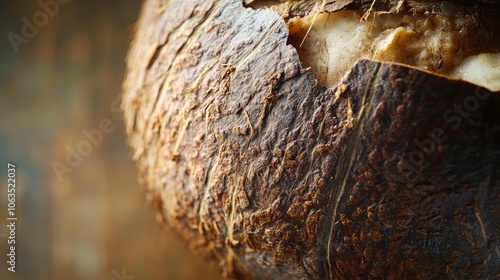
xmin=122 ymin=0 xmax=500 ymax=279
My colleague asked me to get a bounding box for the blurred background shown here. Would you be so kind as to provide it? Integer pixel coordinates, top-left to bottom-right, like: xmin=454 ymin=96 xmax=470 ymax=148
xmin=0 ymin=1 xmax=223 ymax=279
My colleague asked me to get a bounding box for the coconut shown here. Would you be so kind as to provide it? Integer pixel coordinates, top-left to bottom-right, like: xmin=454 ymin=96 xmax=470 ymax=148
xmin=122 ymin=0 xmax=500 ymax=279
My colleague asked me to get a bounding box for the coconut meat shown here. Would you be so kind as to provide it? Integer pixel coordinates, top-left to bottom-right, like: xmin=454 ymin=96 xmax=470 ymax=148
xmin=287 ymin=11 xmax=500 ymax=91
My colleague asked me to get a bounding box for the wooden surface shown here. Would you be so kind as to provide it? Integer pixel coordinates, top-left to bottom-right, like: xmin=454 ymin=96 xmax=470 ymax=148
xmin=0 ymin=1 xmax=223 ymax=279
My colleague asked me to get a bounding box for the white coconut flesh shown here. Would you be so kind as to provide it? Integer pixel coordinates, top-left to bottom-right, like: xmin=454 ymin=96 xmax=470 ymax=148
xmin=286 ymin=10 xmax=500 ymax=91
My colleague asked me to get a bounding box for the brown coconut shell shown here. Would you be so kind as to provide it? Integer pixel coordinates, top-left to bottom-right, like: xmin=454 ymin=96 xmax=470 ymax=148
xmin=122 ymin=0 xmax=500 ymax=279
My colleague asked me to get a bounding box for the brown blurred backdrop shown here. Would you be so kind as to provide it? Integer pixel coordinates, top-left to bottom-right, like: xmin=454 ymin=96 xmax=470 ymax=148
xmin=0 ymin=1 xmax=223 ymax=279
